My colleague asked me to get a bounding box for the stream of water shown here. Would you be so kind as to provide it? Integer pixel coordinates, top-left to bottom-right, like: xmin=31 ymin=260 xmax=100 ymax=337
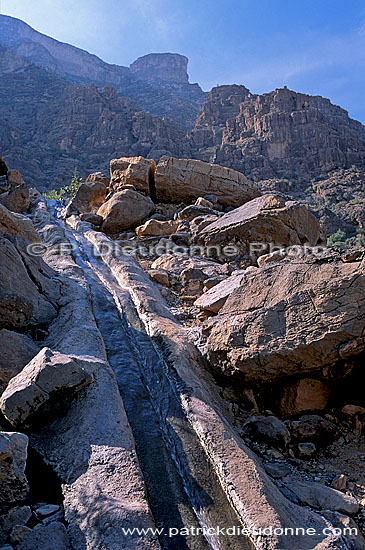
xmin=62 ymin=223 xmax=253 ymax=550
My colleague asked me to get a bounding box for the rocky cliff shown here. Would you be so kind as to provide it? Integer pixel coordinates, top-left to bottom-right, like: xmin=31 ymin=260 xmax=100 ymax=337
xmin=190 ymin=85 xmax=365 ymax=181
xmin=1 ymin=15 xmax=365 ymax=242
xmin=0 ymin=14 xmax=206 ymax=129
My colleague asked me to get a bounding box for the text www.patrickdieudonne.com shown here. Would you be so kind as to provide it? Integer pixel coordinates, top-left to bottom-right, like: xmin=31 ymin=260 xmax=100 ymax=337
xmin=120 ymin=525 xmax=359 ymax=538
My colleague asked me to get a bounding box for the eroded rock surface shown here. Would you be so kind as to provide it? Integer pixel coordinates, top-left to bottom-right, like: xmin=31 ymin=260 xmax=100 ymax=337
xmin=203 ymin=253 xmax=365 ymax=383
xmin=155 ymin=156 xmax=260 ymax=207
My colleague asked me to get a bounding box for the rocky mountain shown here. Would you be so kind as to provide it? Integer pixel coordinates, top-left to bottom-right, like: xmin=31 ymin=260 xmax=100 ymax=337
xmin=190 ymin=85 xmax=365 ymax=182
xmin=0 ymin=14 xmax=206 ymax=129
xmin=1 ymin=14 xmax=365 ymax=243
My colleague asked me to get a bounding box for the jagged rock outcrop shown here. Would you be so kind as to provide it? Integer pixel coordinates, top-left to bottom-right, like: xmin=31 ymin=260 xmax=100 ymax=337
xmin=203 ymin=252 xmax=365 ymax=383
xmin=155 ymin=156 xmax=260 ymax=207
xmin=191 ymin=85 xmax=365 ymax=181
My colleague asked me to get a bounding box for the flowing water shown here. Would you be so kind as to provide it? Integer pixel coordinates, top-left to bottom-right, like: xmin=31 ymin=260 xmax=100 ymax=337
xmin=63 ymin=224 xmax=253 ymax=550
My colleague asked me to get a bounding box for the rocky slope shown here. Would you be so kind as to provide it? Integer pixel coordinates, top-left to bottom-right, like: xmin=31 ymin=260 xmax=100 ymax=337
xmin=0 ymin=155 xmax=365 ymax=548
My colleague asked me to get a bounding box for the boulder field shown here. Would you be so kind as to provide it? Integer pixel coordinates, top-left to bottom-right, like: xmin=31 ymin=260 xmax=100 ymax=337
xmin=0 ymin=154 xmax=364 ymax=549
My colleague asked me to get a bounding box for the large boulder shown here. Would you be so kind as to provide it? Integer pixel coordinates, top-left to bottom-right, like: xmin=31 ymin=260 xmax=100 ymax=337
xmin=0 ymin=348 xmax=93 ymax=427
xmin=110 ymin=156 xmax=156 ymax=195
xmin=154 ymin=156 xmax=260 ymax=207
xmin=0 ymin=330 xmax=39 ymax=392
xmin=0 ymin=184 xmax=30 ymax=213
xmin=203 ymin=253 xmax=365 ymax=383
xmin=0 ymin=204 xmax=40 ymax=243
xmin=0 ymin=432 xmax=29 ymax=511
xmin=97 ymin=189 xmax=155 ymax=234
xmin=65 ymin=180 xmax=107 ymax=216
xmin=196 ymin=193 xmax=323 ymax=257
xmin=0 ymin=236 xmax=61 ymax=328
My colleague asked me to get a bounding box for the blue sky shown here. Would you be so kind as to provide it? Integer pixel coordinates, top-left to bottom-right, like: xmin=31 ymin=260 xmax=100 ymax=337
xmin=2 ymin=0 xmax=365 ymax=123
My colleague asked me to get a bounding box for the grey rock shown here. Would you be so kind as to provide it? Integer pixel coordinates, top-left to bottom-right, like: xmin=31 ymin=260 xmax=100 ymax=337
xmin=0 ymin=506 xmax=31 ymax=544
xmin=0 ymin=432 xmax=28 ymax=510
xmin=243 ymin=416 xmax=291 ymax=449
xmin=177 ymin=204 xmax=221 ymax=222
xmin=35 ymin=504 xmax=60 ymax=519
xmin=285 ymin=480 xmax=359 ymax=514
xmin=0 ymin=348 xmax=93 ymax=427
xmin=9 ymin=525 xmax=32 ymax=545
xmin=322 ymin=511 xmax=365 ymax=550
xmin=0 ymin=330 xmax=39 ymax=393
xmin=264 ymin=462 xmax=291 ymax=479
xmin=17 ymin=522 xmax=72 ymax=550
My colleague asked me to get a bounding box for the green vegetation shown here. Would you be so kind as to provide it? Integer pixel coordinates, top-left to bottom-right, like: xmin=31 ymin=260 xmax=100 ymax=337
xmin=43 ymin=167 xmax=83 ymax=201
xmin=327 ymin=228 xmax=365 ymax=250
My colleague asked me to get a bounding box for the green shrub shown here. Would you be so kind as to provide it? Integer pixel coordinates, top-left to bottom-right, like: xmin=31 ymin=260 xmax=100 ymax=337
xmin=43 ymin=167 xmax=83 ymax=201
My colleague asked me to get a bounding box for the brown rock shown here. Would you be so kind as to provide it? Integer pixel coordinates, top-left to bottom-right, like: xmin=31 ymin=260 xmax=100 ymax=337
xmin=0 ymin=295 xmax=33 ymax=331
xmin=280 ymin=378 xmax=331 ymax=417
xmin=203 ymin=255 xmax=364 ymax=383
xmin=331 ymin=474 xmax=347 ymax=492
xmin=97 ymin=189 xmax=155 ymax=234
xmin=195 ymin=197 xmax=213 ymax=208
xmin=147 ymin=269 xmax=169 ymax=287
xmin=197 ymin=193 xmax=322 ymax=257
xmin=85 ymin=171 xmax=109 ymax=186
xmin=289 ymin=415 xmax=339 ymax=444
xmin=79 ymin=212 xmax=103 ymax=225
xmin=284 ymin=480 xmax=359 ymax=514
xmin=0 ymin=204 xmax=40 ymax=243
xmin=194 ymin=270 xmax=246 ymax=313
xmin=155 ymin=156 xmax=260 ymax=207
xmin=341 ymin=404 xmax=365 ymax=417
xmin=0 ymin=347 xmax=93 ymax=427
xmin=257 ymin=250 xmax=286 ymax=267
xmin=136 ymin=218 xmax=179 ymax=238
xmin=0 ymin=184 xmax=30 ymax=213
xmin=66 ymin=180 xmax=107 ymax=216
xmin=7 ymin=170 xmax=23 ymax=185
xmin=110 ymin=156 xmax=156 ymax=195
xmin=0 ymin=330 xmax=39 ymax=392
